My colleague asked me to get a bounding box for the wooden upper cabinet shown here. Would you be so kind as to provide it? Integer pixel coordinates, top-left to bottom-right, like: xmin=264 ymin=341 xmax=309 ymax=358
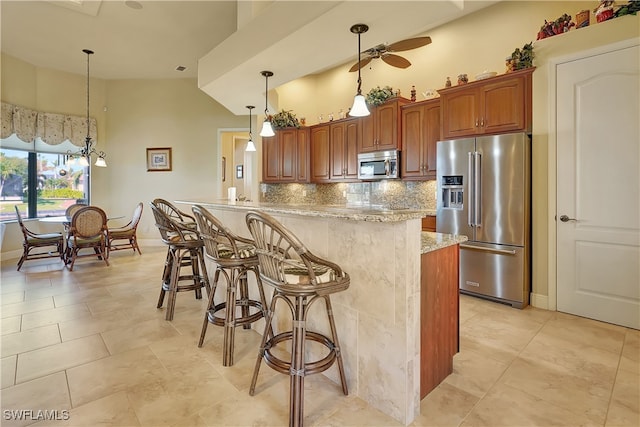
xmin=401 ymin=99 xmax=440 ymax=180
xmin=358 ymin=97 xmax=410 ymax=153
xmin=310 ymin=124 xmax=330 ymax=182
xmin=329 ymin=118 xmax=359 ymax=181
xmin=439 ymin=68 xmax=533 ymax=140
xmin=262 ymin=127 xmax=309 ymax=183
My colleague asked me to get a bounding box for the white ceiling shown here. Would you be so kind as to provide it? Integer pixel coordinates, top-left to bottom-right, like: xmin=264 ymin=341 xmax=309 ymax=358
xmin=1 ymin=0 xmax=499 ymax=114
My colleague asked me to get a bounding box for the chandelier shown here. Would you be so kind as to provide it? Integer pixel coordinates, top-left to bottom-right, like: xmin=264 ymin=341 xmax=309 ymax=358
xmin=68 ymin=49 xmax=107 ymax=168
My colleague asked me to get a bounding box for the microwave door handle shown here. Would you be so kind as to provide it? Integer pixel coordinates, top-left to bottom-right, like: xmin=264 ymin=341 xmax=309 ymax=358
xmin=384 ymin=159 xmax=390 ymax=176
xmin=474 ymin=152 xmax=481 ymax=227
xmin=468 ymin=152 xmax=474 ymax=226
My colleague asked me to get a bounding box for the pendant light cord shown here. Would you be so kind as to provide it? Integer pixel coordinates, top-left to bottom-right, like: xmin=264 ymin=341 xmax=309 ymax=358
xmin=357 ymin=30 xmax=363 ymax=96
xmin=264 ymin=73 xmax=269 ymax=117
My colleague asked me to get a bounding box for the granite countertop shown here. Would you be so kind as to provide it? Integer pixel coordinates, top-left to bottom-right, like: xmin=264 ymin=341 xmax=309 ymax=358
xmin=176 ymin=199 xmax=431 ymax=223
xmin=421 ymin=232 xmax=468 ymax=254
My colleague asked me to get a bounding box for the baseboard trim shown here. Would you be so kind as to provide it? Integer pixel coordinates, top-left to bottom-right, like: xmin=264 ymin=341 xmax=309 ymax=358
xmin=530 ymin=293 xmax=549 ymax=310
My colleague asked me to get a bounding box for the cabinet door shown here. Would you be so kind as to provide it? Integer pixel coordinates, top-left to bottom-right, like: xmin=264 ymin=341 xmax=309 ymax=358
xmin=329 ymin=122 xmax=346 ymax=180
xmin=440 ymin=88 xmax=479 ymax=139
xmin=310 ymin=125 xmax=330 ymax=182
xmin=359 ymin=113 xmax=376 ymax=152
xmin=423 ymin=101 xmax=441 ymax=178
xmin=296 ymin=128 xmax=310 ymax=182
xmin=480 ymin=76 xmax=526 ymax=135
xmin=344 ymin=119 xmax=359 ymax=179
xmin=376 ymin=101 xmax=400 ymax=150
xmin=279 ymin=129 xmax=297 ymax=182
xmin=262 ymin=135 xmax=279 ymax=182
xmin=401 ymin=104 xmax=424 ymax=178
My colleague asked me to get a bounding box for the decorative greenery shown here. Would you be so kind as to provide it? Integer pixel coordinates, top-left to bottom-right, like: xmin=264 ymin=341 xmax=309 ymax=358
xmin=270 ymin=109 xmax=300 ymax=129
xmin=366 ymin=86 xmax=394 ymax=106
xmin=40 ymin=188 xmax=84 ymax=199
xmin=506 ymin=42 xmax=534 ymax=72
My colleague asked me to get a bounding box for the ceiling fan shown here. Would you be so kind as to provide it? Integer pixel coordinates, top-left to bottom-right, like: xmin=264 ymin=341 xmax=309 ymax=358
xmin=348 ymin=36 xmax=432 ymax=72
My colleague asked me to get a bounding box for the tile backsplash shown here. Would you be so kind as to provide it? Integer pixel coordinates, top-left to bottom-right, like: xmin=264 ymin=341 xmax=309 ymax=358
xmin=260 ymin=180 xmax=437 ymax=210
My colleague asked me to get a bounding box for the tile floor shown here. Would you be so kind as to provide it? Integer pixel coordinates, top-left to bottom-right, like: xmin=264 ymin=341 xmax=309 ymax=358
xmin=0 ymin=245 xmax=638 ymax=427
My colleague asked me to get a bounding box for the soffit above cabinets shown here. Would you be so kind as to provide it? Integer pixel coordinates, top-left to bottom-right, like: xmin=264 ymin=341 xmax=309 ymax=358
xmin=198 ymin=0 xmax=499 ymax=116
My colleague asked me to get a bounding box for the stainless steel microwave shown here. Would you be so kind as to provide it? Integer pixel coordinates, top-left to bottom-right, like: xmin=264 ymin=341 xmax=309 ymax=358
xmin=357 ymin=150 xmax=399 ymax=180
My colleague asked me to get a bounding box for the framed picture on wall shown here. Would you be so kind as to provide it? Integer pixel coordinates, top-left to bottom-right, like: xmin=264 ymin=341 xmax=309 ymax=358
xmin=147 ymin=147 xmax=172 ymax=172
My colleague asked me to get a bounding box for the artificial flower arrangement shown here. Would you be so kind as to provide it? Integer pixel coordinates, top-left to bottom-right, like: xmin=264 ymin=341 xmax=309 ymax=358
xmin=506 ymin=42 xmax=534 ymax=72
xmin=270 ymin=109 xmax=301 ymax=129
xmin=366 ymin=86 xmax=395 ymax=106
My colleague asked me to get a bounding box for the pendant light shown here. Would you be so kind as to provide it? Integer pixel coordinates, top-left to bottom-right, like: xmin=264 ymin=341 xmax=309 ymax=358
xmin=259 ymin=70 xmax=275 ymax=137
xmin=245 ymin=105 xmax=256 ymax=152
xmin=349 ymin=24 xmax=370 ymax=117
xmin=69 ymin=49 xmax=107 ymax=167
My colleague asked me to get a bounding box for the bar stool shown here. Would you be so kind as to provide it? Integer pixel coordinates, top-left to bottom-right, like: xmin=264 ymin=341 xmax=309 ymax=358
xmin=191 ymin=205 xmax=270 ymax=367
xmin=245 ymin=210 xmax=350 ymax=427
xmin=150 ymin=201 xmax=210 ymax=321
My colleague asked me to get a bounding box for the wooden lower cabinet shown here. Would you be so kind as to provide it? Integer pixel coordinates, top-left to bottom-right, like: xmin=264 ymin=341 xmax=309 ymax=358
xmin=420 ymin=244 xmax=459 ymax=399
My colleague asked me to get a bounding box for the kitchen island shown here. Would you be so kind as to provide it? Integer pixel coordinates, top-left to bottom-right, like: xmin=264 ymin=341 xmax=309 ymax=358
xmin=175 ymin=199 xmax=466 ymax=425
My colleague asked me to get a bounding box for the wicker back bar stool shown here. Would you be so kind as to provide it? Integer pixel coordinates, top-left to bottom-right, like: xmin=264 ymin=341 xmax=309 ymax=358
xmin=192 ymin=205 xmax=270 ymax=366
xmin=245 ymin=211 xmax=349 ymax=427
xmin=150 ymin=201 xmax=210 ymax=321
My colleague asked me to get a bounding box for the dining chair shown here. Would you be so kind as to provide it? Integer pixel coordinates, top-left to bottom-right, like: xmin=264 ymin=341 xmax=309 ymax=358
xmin=151 ymin=198 xmax=197 ymax=230
xmin=14 ymin=206 xmax=64 ymax=271
xmin=65 ymin=206 xmax=109 ymax=271
xmin=107 ymin=202 xmax=143 ymax=257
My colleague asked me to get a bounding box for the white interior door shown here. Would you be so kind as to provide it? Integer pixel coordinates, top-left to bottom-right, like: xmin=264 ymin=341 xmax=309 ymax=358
xmin=556 ymin=43 xmax=640 ymax=329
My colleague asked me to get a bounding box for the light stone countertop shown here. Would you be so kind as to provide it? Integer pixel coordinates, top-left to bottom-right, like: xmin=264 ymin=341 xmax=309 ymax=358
xmin=421 ymin=231 xmax=468 ymax=254
xmin=176 ymin=199 xmax=431 ymax=223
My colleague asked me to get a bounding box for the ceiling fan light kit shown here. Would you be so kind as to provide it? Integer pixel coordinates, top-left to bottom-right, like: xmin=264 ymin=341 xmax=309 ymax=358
xmin=349 ymin=23 xmax=371 ymax=117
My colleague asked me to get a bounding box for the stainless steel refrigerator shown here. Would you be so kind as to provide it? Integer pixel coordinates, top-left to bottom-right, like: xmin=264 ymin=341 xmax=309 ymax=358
xmin=436 ymin=133 xmax=531 ymax=308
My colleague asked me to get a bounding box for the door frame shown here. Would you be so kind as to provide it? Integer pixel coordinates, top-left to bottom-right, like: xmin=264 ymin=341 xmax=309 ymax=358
xmin=547 ymin=38 xmax=639 ymax=312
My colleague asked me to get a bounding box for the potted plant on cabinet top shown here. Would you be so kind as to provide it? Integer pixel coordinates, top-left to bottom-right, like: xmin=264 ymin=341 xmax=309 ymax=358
xmin=270 ymin=109 xmax=301 ymax=129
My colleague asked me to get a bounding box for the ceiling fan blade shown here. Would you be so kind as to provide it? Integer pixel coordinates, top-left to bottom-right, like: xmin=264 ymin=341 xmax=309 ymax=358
xmin=348 ymin=56 xmax=373 ymax=72
xmin=386 ymin=36 xmax=432 ymax=52
xmin=382 ymin=54 xmax=411 ymax=69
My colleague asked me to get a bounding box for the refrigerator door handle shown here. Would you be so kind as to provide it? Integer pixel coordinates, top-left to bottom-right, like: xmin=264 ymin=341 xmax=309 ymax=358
xmin=468 ymin=152 xmax=474 ymax=226
xmin=474 ymin=152 xmax=482 ymax=227
xmin=460 ymin=243 xmax=517 ymax=255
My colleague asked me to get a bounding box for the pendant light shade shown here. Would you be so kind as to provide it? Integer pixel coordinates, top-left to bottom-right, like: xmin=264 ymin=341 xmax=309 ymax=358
xmin=349 ymin=24 xmax=370 ymax=117
xmin=259 ymin=70 xmax=275 ymax=137
xmin=246 ymin=105 xmax=256 ymax=152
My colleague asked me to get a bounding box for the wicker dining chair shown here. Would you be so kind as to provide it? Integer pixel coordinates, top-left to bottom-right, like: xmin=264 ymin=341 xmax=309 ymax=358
xmin=245 ymin=210 xmax=350 ymax=427
xmin=107 ymin=202 xmax=143 ymax=257
xmin=65 ymin=206 xmax=109 ymax=271
xmin=14 ymin=206 xmax=64 ymax=271
xmin=151 ymin=198 xmax=197 ymax=230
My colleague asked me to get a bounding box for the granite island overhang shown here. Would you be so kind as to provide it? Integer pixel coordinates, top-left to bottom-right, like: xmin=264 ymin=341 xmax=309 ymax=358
xmin=175 ymin=199 xmax=466 ymax=425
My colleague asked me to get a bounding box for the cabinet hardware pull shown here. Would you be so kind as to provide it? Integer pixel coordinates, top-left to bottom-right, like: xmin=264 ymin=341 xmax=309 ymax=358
xmin=475 ymin=119 xmax=479 ymax=127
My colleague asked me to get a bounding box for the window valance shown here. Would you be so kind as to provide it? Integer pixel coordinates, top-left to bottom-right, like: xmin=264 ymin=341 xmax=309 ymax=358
xmin=0 ymin=102 xmax=97 ymax=149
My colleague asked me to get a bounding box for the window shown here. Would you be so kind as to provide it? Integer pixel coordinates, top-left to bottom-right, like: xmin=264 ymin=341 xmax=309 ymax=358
xmin=0 ymin=147 xmax=87 ymax=221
